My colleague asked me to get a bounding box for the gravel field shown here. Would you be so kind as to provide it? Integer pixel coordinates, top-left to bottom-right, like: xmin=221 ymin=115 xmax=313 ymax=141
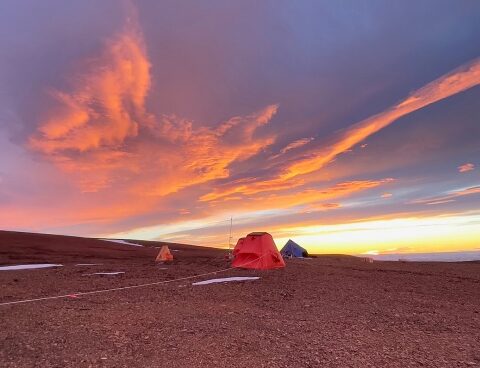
xmin=1 ymin=230 xmax=479 ymax=368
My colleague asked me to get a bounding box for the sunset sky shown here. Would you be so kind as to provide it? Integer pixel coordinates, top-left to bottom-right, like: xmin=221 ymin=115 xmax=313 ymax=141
xmin=1 ymin=1 xmax=479 ymax=254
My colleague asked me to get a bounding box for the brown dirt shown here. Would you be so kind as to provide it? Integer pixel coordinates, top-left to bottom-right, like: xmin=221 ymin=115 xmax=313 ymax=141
xmin=0 ymin=230 xmax=479 ymax=368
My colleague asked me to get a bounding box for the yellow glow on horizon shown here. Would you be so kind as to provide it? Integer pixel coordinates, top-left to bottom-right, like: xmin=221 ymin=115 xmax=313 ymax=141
xmin=106 ymin=212 xmax=480 ymax=255
xmin=274 ymin=214 xmax=480 ymax=254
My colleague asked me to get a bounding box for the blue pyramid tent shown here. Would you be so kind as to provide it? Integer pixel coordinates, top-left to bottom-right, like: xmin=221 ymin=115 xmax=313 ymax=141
xmin=280 ymin=239 xmax=308 ymax=258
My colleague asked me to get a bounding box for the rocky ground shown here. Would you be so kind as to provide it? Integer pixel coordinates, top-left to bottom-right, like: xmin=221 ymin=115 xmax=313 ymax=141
xmin=0 ymin=230 xmax=479 ymax=367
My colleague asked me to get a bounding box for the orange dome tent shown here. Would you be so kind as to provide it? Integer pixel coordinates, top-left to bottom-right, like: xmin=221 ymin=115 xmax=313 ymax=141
xmin=232 ymin=237 xmax=245 ymax=257
xmin=156 ymin=245 xmax=173 ymax=262
xmin=232 ymin=232 xmax=285 ymax=270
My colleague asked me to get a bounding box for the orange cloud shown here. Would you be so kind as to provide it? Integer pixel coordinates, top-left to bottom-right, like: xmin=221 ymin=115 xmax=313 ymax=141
xmin=20 ymin=5 xmax=479 ymax=238
xmin=28 ymin=15 xmax=279 ymax=197
xmin=200 ymin=176 xmax=304 ymax=202
xmin=27 ymin=19 xmax=150 ymax=192
xmin=0 ymin=191 xmax=156 ymax=231
xmin=269 ymin=137 xmax=315 ymax=159
xmin=282 ymin=58 xmax=480 ymax=180
xmin=206 ymin=178 xmax=394 ymax=214
xmin=135 ymin=105 xmax=278 ymax=197
xmin=30 ymin=25 xmax=150 ymax=154
xmin=301 ymin=202 xmax=341 ymax=214
xmin=107 ymin=177 xmax=396 ymax=244
xmin=281 ymin=137 xmax=315 ymax=153
xmin=458 ymin=163 xmax=475 ymax=173
xmin=259 ymin=178 xmax=394 ymax=210
xmin=198 ymin=58 xmax=480 ymax=202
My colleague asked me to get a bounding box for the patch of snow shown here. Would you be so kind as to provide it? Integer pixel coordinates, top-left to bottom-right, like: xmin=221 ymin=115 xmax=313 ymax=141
xmin=99 ymin=239 xmax=143 ymax=247
xmin=171 ymin=250 xmax=180 ymax=252
xmin=192 ymin=276 xmax=260 ymax=286
xmin=0 ymin=264 xmax=63 ymax=271
xmin=82 ymin=272 xmax=125 ymax=276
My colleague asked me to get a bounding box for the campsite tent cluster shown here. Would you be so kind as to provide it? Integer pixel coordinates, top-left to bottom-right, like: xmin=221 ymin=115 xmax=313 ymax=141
xmin=230 ymin=232 xmax=308 ymax=270
xmin=155 ymin=233 xmax=308 ymax=270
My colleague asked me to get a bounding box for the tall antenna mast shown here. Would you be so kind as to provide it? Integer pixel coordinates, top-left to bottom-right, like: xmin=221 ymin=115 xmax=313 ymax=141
xmin=228 ymin=216 xmax=233 ymax=251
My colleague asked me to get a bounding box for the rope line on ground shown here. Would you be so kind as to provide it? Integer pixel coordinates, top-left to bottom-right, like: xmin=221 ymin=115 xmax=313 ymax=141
xmin=0 ymin=254 xmax=267 ymax=307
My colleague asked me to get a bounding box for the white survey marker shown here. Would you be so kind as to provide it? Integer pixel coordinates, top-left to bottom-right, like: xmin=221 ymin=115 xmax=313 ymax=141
xmin=192 ymin=276 xmax=260 ymax=286
xmin=98 ymin=239 xmax=144 ymax=247
xmin=0 ymin=264 xmax=63 ymax=271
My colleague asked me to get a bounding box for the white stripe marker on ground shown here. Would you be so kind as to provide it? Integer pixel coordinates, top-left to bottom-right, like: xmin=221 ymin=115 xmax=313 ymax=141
xmin=192 ymin=276 xmax=260 ymax=285
xmin=0 ymin=264 xmax=63 ymax=271
xmin=82 ymin=272 xmax=125 ymax=276
xmin=98 ymin=239 xmax=143 ymax=247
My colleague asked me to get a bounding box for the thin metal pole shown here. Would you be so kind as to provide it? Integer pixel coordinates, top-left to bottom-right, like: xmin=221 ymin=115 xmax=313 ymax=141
xmin=228 ymin=216 xmax=233 ymax=251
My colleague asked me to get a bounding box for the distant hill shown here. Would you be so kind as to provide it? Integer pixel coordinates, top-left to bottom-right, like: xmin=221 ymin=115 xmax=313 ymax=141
xmin=0 ymin=230 xmax=222 ymax=265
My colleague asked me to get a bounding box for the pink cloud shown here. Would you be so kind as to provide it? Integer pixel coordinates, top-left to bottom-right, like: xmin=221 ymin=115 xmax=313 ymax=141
xmin=11 ymin=2 xmax=479 ymax=239
xmin=269 ymin=137 xmax=315 ymax=160
xmin=280 ymin=58 xmax=480 ymax=181
xmin=458 ymin=163 xmax=475 ymax=173
xmin=28 ymin=15 xmax=279 ymax=197
xmin=205 ymin=178 xmax=395 ymax=213
xmin=199 ymin=57 xmax=480 ymax=201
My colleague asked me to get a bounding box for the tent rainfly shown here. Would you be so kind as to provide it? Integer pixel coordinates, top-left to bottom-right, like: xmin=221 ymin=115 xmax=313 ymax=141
xmin=280 ymin=239 xmax=308 ymax=258
xmin=232 ymin=232 xmax=285 ymax=270
xmin=156 ymin=245 xmax=174 ymax=262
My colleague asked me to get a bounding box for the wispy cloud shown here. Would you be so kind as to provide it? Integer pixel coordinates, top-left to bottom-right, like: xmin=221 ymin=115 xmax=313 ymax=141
xmin=413 ymin=186 xmax=480 ymax=205
xmin=458 ymin=163 xmax=475 ymax=173
xmin=200 ymin=58 xmax=480 ymax=201
xmin=27 ymin=15 xmax=279 ymax=197
xmin=28 ymin=20 xmax=151 ymax=192
xmin=6 ymin=1 xmax=479 ymax=251
xmin=30 ymin=23 xmax=150 ymax=155
xmin=301 ymin=202 xmax=340 ymax=214
xmin=269 ymin=137 xmax=314 ymax=159
xmin=280 ymin=58 xmax=480 ymax=180
xmin=205 ymin=178 xmax=395 ymax=213
xmin=200 ymin=177 xmax=304 ymax=202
